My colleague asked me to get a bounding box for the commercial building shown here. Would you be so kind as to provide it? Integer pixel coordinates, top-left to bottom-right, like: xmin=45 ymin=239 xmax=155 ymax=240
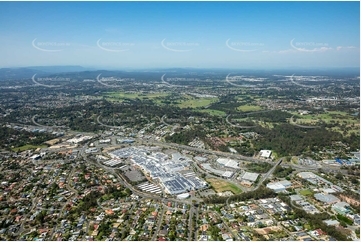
xmin=290 ymin=195 xmax=303 ymax=201
xmin=202 ymin=163 xmax=234 ymax=178
xmin=110 ymin=147 xmax=207 ymax=195
xmin=103 ymin=159 xmax=123 ymax=167
xmin=298 ymin=172 xmax=333 ymax=186
xmin=216 ymin=158 xmax=239 ymax=169
xmin=332 ymin=202 xmax=350 ymax=215
xmin=323 ymin=220 xmax=340 ymax=226
xmin=266 ymin=180 xmax=291 ymax=192
xmin=278 ymin=180 xmax=292 ymax=188
xmin=260 ymin=150 xmax=272 ymax=158
xmin=30 ymin=154 xmax=41 ymax=161
xmin=266 ymin=182 xmax=286 ymax=193
xmin=242 ymin=172 xmax=259 ymax=183
xmin=177 ymin=193 xmax=190 ymax=199
xmin=314 ymin=193 xmax=340 ymax=204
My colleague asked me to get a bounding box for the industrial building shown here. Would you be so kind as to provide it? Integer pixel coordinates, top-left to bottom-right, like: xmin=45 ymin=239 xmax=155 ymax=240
xmin=266 ymin=182 xmax=286 ymax=193
xmin=314 ymin=193 xmax=340 ymax=204
xmin=260 ymin=150 xmax=272 ymax=158
xmin=298 ymin=172 xmax=333 ymax=186
xmin=103 ymin=159 xmax=123 ymax=167
xmin=137 ymin=182 xmax=162 ymax=194
xmin=266 ymin=180 xmax=291 ymax=193
xmin=332 ymin=202 xmax=350 ymax=215
xmin=241 ymin=172 xmax=259 ymax=183
xmin=201 ymin=163 xmax=234 ymax=178
xmin=216 ymin=158 xmax=239 ymax=169
xmin=323 ymin=220 xmax=340 ymax=226
xmin=177 ymin=193 xmax=190 ymax=199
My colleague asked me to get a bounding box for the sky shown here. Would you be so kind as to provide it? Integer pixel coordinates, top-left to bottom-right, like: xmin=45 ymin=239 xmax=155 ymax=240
xmin=0 ymin=1 xmax=359 ymax=69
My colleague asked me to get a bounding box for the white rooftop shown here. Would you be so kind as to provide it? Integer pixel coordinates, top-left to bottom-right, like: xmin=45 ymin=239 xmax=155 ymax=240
xmin=242 ymin=172 xmax=259 ymax=182
xmin=260 ymin=150 xmax=272 ymax=158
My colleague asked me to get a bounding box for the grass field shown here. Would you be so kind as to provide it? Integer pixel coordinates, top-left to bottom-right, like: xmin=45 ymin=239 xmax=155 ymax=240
xmin=237 ymin=105 xmax=263 ymax=112
xmin=299 ymin=189 xmax=313 ymax=196
xmin=291 ymin=111 xmax=358 ymax=122
xmin=12 ymin=144 xmax=47 ymax=152
xmin=175 ymin=97 xmax=218 ymax=108
xmin=290 ymin=111 xmax=359 ymax=135
xmin=105 ymin=92 xmax=169 ymax=101
xmin=207 ymin=178 xmax=243 ymax=194
xmin=196 ymin=109 xmax=226 ymax=116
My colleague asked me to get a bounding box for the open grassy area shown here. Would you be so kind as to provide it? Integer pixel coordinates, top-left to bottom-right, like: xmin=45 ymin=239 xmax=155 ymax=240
xmin=12 ymin=144 xmax=47 ymax=152
xmin=299 ymin=189 xmax=313 ymax=196
xmin=105 ymin=92 xmax=169 ymax=101
xmin=257 ymin=121 xmax=275 ymax=129
xmin=175 ymin=96 xmax=218 ymax=108
xmin=196 ymin=109 xmax=226 ymax=116
xmin=237 ymin=105 xmax=263 ymax=112
xmin=291 ymin=111 xmax=358 ymax=123
xmin=290 ymin=111 xmax=359 ymax=135
xmin=206 ymin=178 xmax=242 ymax=194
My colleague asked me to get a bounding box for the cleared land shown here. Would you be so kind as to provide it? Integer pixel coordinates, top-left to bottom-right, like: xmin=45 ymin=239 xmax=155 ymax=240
xmin=12 ymin=144 xmax=47 ymax=152
xmin=105 ymin=92 xmax=169 ymax=101
xmin=237 ymin=105 xmax=263 ymax=112
xmin=206 ymin=178 xmax=242 ymax=194
xmin=175 ymin=96 xmax=218 ymax=108
xmin=290 ymin=111 xmax=359 ymax=135
xmin=196 ymin=109 xmax=226 ymax=116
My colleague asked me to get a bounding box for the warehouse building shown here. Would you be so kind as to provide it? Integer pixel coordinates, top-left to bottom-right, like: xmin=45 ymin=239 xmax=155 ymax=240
xmin=260 ymin=150 xmax=272 ymax=158
xmin=242 ymin=172 xmax=259 ymax=183
xmin=314 ymin=193 xmax=340 ymax=204
xmin=266 ymin=182 xmax=286 ymax=193
xmin=216 ymin=158 xmax=239 ymax=169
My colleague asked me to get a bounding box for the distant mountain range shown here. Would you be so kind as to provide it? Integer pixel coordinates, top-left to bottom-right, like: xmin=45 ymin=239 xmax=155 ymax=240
xmin=0 ymin=66 xmax=94 ymax=80
xmin=0 ymin=66 xmax=359 ymax=80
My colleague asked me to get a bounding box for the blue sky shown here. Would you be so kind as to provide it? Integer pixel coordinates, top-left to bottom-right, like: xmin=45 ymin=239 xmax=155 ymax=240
xmin=0 ymin=1 xmax=359 ymax=69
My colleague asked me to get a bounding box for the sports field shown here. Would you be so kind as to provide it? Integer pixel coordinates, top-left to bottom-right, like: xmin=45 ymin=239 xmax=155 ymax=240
xmin=299 ymin=189 xmax=313 ymax=196
xmin=207 ymin=178 xmax=242 ymax=194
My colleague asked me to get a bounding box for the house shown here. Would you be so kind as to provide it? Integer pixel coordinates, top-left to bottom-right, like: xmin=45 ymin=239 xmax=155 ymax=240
xmin=159 ymin=229 xmax=168 ymax=237
xmin=200 ymin=224 xmax=209 ymax=232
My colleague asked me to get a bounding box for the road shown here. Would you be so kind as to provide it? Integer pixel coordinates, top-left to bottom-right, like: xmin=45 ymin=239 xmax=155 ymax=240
xmin=226 ymin=114 xmax=256 ymax=128
xmin=26 ymin=119 xmax=347 ymax=176
xmin=289 ymin=116 xmax=320 ymax=129
xmin=151 ymin=203 xmax=166 ymax=240
xmin=208 ymin=210 xmax=239 ymax=240
xmin=31 ymin=114 xmax=66 ymax=129
xmin=255 ymin=158 xmax=283 ymax=190
xmin=188 ymin=203 xmax=194 ymax=240
xmin=97 ymin=115 xmax=122 ymax=129
xmin=194 ymin=203 xmax=199 ymax=241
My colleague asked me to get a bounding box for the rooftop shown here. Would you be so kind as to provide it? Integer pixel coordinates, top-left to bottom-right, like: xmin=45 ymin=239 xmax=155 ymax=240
xmin=242 ymin=172 xmax=259 ymax=182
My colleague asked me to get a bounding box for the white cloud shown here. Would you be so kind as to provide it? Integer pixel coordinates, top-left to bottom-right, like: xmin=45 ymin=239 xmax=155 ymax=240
xmin=336 ymin=46 xmax=357 ymax=51
xmin=291 ymin=46 xmax=332 ymax=52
